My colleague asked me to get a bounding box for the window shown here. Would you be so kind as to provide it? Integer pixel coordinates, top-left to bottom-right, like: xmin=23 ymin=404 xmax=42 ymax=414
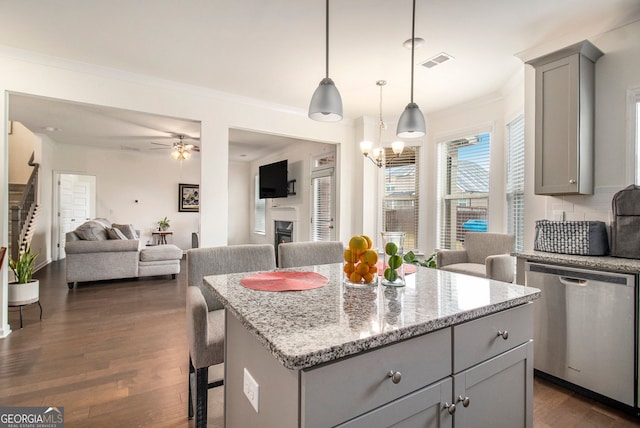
xmin=382 ymin=146 xmax=419 ymax=251
xmin=311 ymin=152 xmax=336 ymax=241
xmin=254 ymin=174 xmax=265 ymax=234
xmin=437 ymin=133 xmax=491 ymax=250
xmin=506 ymin=115 xmax=525 ymax=253
xmin=636 ymin=97 xmax=640 ymax=184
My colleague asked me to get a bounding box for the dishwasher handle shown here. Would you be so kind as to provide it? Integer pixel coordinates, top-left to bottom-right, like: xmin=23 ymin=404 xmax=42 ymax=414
xmin=559 ymin=276 xmax=588 ymax=287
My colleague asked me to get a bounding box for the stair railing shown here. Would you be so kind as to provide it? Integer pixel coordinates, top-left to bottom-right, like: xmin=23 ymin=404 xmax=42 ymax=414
xmin=10 ymin=152 xmax=39 ymax=261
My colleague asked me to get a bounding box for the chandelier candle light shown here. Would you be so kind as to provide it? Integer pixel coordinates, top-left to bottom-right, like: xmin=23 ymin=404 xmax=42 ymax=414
xmin=308 ymin=0 xmax=343 ymax=122
xmin=360 ymin=80 xmax=404 ymax=168
xmin=396 ymin=0 xmax=426 ymax=138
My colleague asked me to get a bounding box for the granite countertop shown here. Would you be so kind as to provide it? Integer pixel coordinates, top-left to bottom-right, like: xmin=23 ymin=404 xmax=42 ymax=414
xmin=204 ymin=264 xmax=540 ymax=371
xmin=515 ymin=250 xmax=640 ymax=274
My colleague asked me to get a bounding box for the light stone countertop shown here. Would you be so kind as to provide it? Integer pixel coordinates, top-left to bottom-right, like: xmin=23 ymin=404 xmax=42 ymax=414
xmin=515 ymin=251 xmax=640 ymax=274
xmin=204 ymin=263 xmax=540 ymax=370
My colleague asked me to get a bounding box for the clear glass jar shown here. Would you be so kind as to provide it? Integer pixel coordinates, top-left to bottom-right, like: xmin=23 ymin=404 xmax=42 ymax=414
xmin=381 ymin=232 xmax=405 ymax=287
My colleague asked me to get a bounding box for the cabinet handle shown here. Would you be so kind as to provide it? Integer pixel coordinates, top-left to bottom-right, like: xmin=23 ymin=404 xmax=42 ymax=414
xmin=497 ymin=330 xmax=509 ymax=340
xmin=569 ymin=179 xmax=577 ymax=184
xmin=387 ymin=370 xmax=402 ymax=384
xmin=443 ymin=402 xmax=456 ymax=415
xmin=456 ymin=395 xmax=470 ymax=407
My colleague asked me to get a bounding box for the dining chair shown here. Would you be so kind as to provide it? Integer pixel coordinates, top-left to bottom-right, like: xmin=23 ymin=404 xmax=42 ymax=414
xmin=186 ymin=244 xmax=276 ymax=427
xmin=278 ymin=241 xmax=344 ymax=268
xmin=436 ymin=232 xmax=515 ymax=283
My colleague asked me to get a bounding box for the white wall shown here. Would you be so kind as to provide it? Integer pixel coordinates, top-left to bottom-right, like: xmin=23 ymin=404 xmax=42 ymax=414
xmin=51 ymin=140 xmax=201 ymax=250
xmin=228 ymin=161 xmax=251 ymax=245
xmin=8 ymin=121 xmax=37 ymax=183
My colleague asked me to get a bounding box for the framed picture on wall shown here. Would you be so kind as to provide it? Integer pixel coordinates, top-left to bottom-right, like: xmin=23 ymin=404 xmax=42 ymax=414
xmin=179 ymin=183 xmax=199 ymax=212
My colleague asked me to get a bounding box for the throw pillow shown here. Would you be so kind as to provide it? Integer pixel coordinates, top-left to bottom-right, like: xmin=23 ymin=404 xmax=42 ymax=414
xmin=112 ymin=223 xmax=137 ymax=240
xmin=107 ymin=227 xmax=128 ymax=240
xmin=75 ymin=220 xmax=109 ymax=241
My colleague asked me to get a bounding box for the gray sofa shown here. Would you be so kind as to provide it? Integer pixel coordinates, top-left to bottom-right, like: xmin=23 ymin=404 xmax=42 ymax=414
xmin=65 ymin=218 xmax=183 ymax=289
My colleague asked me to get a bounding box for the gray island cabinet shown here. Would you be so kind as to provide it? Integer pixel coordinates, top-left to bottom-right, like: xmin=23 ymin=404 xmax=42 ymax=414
xmin=204 ymin=263 xmax=540 ymax=428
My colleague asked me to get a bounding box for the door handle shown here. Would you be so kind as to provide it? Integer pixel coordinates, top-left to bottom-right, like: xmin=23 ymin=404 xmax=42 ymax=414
xmin=559 ymin=276 xmax=588 ymax=287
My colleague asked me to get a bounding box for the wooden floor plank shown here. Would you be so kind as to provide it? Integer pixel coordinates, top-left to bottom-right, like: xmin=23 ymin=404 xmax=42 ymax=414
xmin=1 ymin=259 xmax=639 ymax=427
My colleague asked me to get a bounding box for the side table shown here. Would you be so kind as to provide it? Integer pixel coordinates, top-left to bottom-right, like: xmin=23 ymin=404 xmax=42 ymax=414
xmin=152 ymin=231 xmax=173 ymax=245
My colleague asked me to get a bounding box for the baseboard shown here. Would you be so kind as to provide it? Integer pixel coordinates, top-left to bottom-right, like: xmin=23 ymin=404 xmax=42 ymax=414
xmin=0 ymin=326 xmax=13 ymax=338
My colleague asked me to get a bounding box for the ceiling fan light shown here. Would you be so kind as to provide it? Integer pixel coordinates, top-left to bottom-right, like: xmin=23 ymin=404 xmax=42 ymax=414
xmin=309 ymin=77 xmax=343 ymax=122
xmin=171 ymin=150 xmax=181 ymax=160
xmin=396 ymin=102 xmax=426 ymax=138
xmin=182 ymin=150 xmax=191 ymax=160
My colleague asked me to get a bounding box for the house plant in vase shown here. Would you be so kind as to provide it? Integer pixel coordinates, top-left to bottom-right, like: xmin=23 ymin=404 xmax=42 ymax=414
xmin=8 ymin=245 xmax=39 ymax=305
xmin=157 ymin=216 xmax=170 ymax=231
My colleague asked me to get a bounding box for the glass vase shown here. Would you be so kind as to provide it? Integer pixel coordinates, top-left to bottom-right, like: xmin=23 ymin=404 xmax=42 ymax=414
xmin=381 ymin=232 xmax=406 ymax=287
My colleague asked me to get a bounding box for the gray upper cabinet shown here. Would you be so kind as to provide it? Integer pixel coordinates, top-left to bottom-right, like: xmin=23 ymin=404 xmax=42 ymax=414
xmin=527 ymin=40 xmax=603 ymax=195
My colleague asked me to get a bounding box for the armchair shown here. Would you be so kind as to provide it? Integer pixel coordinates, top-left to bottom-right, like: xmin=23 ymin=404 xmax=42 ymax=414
xmin=436 ymin=232 xmax=515 ymax=283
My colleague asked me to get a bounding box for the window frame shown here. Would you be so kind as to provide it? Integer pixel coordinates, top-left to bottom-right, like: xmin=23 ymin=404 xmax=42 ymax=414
xmin=626 ymin=86 xmax=640 ymax=185
xmin=381 ymin=146 xmax=420 ymax=252
xmin=437 ymin=132 xmax=492 ymax=250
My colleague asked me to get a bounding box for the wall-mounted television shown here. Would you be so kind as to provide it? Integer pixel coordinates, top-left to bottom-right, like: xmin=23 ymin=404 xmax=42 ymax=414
xmin=259 ymin=159 xmax=288 ymax=199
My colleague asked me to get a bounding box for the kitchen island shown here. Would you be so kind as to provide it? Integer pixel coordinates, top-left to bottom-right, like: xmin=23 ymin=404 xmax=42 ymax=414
xmin=204 ymin=263 xmax=540 ymax=428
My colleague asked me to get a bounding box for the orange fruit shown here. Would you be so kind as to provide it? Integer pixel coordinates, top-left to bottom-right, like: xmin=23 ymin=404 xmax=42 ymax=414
xmin=344 ymin=262 xmax=355 ymax=275
xmin=343 ymin=249 xmax=358 ymax=263
xmin=356 ymin=262 xmax=370 ymax=275
xmin=350 ymin=272 xmax=363 ymax=283
xmin=369 ymin=265 xmax=378 ymax=274
xmin=363 ymin=272 xmax=374 ymax=283
xmin=360 ymin=250 xmax=378 ymax=266
xmin=349 ymin=236 xmax=368 ymax=252
xmin=361 ymin=235 xmax=373 ymax=249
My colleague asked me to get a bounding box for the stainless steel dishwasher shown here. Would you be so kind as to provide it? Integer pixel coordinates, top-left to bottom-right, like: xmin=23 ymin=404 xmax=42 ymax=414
xmin=525 ymin=262 xmax=636 ymax=407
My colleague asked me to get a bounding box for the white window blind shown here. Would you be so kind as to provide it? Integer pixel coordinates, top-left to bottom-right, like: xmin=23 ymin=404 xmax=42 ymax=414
xmin=311 ymin=152 xmax=336 ymax=241
xmin=311 ymin=171 xmax=334 ymax=241
xmin=437 ymin=133 xmax=490 ymax=250
xmin=636 ymin=100 xmax=640 ymax=184
xmin=507 ymin=115 xmax=525 ymax=253
xmin=382 ymin=146 xmax=419 ymax=251
xmin=254 ymin=174 xmax=265 ymax=234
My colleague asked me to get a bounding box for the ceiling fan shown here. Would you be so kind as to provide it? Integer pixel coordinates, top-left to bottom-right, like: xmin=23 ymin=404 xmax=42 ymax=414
xmin=151 ymin=134 xmax=200 ymax=160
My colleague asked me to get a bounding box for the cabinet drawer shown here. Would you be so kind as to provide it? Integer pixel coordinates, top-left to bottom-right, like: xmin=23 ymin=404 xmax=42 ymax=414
xmin=453 ymin=303 xmax=533 ymax=373
xmin=336 ymin=377 xmax=453 ymax=428
xmin=301 ymin=328 xmax=451 ymax=428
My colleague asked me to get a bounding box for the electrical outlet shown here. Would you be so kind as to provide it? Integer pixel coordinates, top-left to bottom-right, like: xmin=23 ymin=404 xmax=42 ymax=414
xmin=243 ymin=368 xmax=259 ymax=412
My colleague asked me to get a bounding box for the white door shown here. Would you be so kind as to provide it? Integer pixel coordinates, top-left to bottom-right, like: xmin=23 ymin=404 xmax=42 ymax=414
xmin=310 ymin=152 xmax=337 ymax=241
xmin=56 ymin=173 xmax=96 ymax=259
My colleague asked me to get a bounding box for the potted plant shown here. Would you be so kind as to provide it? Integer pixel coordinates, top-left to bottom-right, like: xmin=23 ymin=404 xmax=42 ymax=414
xmin=157 ymin=216 xmax=170 ymax=231
xmin=8 ymin=245 xmax=39 ymax=304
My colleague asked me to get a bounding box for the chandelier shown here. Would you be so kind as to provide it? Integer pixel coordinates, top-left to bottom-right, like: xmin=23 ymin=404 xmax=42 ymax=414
xmin=360 ymin=80 xmax=404 ymax=168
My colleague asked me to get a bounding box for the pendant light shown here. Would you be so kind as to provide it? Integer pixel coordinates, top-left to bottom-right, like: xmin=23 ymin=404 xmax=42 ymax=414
xmin=396 ymin=0 xmax=426 ymax=138
xmin=308 ymin=0 xmax=343 ymax=122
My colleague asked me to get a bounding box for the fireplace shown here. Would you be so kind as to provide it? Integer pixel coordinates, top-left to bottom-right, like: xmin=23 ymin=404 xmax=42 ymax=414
xmin=274 ymin=221 xmax=293 ymax=266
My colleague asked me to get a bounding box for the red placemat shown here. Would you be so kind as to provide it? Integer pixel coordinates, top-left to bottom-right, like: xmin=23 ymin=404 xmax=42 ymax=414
xmin=376 ymin=261 xmax=417 ymax=276
xmin=240 ymin=271 xmax=329 ymax=292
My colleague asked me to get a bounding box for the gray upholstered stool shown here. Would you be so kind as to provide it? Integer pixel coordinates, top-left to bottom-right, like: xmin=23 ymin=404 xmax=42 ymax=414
xmin=138 ymin=244 xmax=182 ymax=278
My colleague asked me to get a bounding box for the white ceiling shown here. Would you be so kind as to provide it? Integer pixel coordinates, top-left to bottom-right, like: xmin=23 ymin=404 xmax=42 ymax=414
xmin=3 ymin=0 xmax=640 ymax=161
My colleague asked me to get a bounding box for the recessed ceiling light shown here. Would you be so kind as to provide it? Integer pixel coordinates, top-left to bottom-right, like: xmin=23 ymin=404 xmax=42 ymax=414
xmin=402 ymin=37 xmax=425 ymax=49
xmin=240 ymin=154 xmax=247 ymax=157
xmin=43 ymin=126 xmax=62 ymax=132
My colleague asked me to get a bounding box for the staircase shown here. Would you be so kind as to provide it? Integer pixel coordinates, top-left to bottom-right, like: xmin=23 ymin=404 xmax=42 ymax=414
xmin=9 ymin=153 xmax=40 ymax=261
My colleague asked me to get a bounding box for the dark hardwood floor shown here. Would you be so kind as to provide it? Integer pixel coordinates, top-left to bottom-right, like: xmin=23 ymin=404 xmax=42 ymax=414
xmin=1 ymin=259 xmax=638 ymax=427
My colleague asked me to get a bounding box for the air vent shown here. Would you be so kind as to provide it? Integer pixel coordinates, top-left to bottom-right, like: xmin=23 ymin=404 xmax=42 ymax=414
xmin=421 ymin=52 xmax=454 ymax=69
